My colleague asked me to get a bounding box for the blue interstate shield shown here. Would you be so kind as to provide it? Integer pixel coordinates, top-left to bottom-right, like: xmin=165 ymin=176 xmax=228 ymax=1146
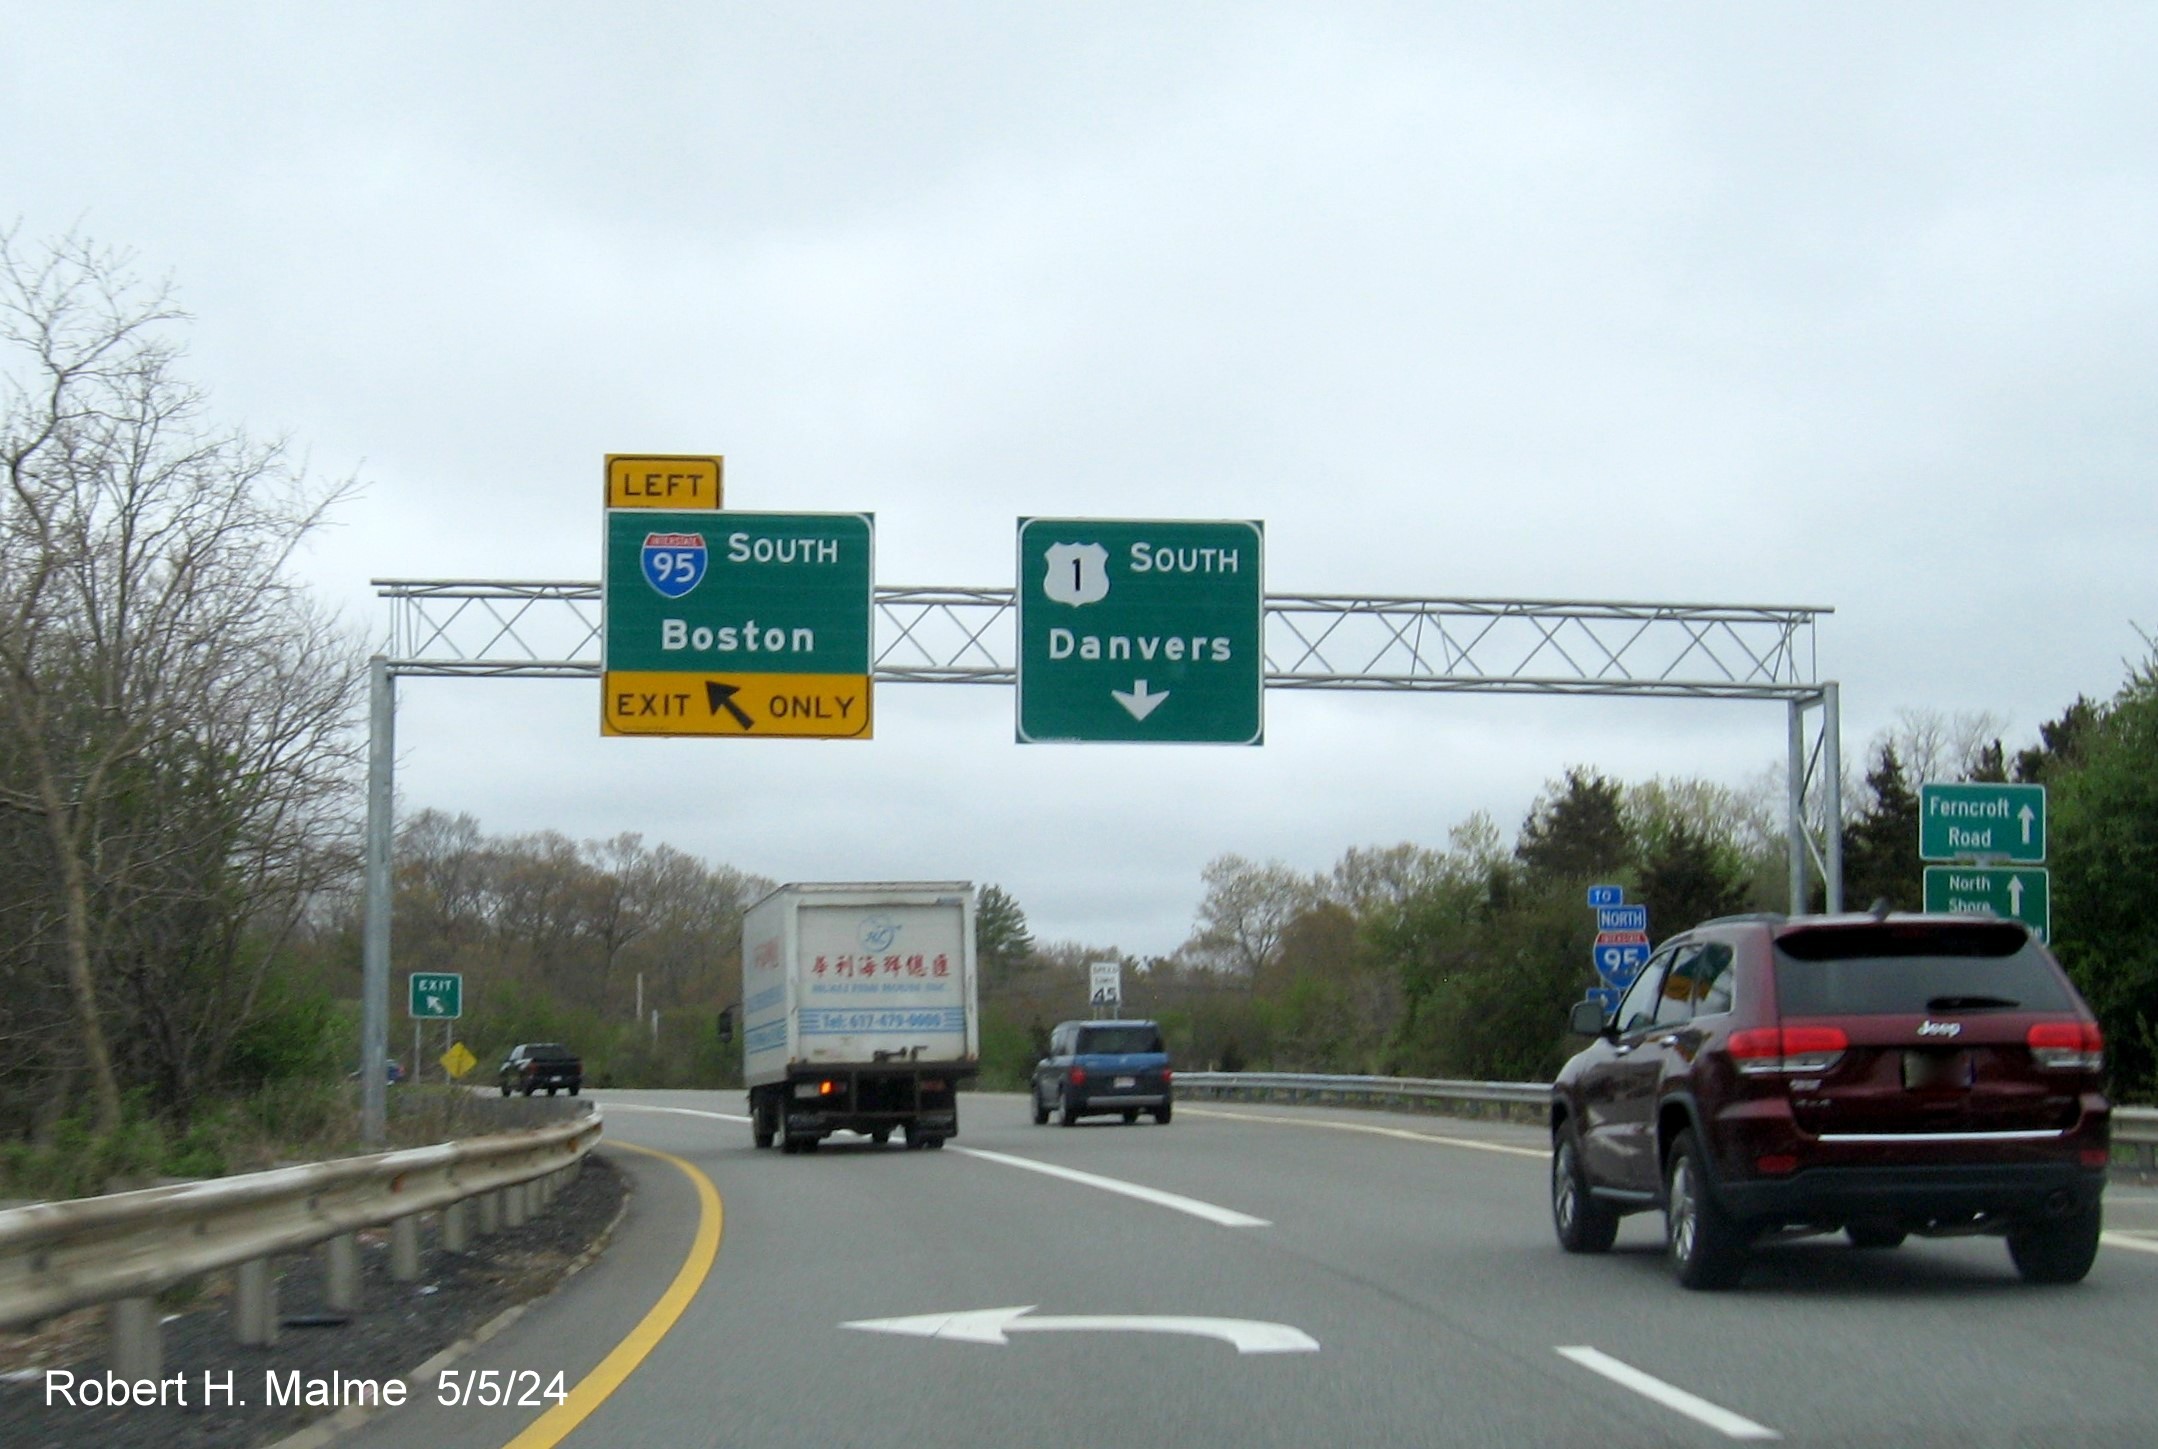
xmin=641 ymin=532 xmax=708 ymax=599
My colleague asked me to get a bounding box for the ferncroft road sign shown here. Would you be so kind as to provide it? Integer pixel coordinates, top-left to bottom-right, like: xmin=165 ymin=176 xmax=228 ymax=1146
xmin=1918 ymin=782 xmax=2046 ymax=863
xmin=602 ymin=510 xmax=874 ymax=738
xmin=1016 ymin=518 xmax=1263 ymax=744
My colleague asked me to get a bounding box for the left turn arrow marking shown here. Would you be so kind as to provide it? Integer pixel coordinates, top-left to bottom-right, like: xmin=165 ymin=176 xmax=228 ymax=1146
xmin=843 ymin=1305 xmax=1318 ymax=1354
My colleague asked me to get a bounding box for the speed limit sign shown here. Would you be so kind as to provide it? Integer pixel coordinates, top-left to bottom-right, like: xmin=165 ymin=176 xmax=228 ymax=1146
xmin=1088 ymin=959 xmax=1121 ymax=1014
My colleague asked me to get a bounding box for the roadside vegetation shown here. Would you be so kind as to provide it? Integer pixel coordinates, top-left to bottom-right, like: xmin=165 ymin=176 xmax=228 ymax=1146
xmin=4 ymin=231 xmax=2153 ymax=1202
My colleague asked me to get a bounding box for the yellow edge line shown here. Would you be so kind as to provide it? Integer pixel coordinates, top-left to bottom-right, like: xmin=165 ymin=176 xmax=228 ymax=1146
xmin=500 ymin=1143 xmax=723 ymax=1449
xmin=1181 ymin=1104 xmax=1547 ymax=1159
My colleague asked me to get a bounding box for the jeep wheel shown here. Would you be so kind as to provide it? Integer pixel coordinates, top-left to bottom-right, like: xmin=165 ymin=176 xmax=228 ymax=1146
xmin=499 ymin=1082 xmax=509 ymax=1097
xmin=1154 ymin=1102 xmax=1172 ymax=1125
xmin=1122 ymin=1110 xmax=1139 ymax=1124
xmin=1032 ymin=1089 xmax=1050 ymax=1126
xmin=2008 ymin=1204 xmax=2102 ymax=1284
xmin=1551 ymin=1126 xmax=1619 ymax=1254
xmin=1058 ymin=1092 xmax=1079 ymax=1127
xmin=1664 ymin=1130 xmax=1748 ymax=1290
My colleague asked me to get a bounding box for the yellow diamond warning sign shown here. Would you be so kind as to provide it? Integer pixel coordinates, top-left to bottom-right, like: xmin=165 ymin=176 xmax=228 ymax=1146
xmin=602 ymin=672 xmax=872 ymax=738
xmin=439 ymin=1041 xmax=478 ymax=1079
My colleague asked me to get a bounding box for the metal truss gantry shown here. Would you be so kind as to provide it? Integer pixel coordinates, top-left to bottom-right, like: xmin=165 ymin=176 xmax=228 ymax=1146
xmin=378 ymin=579 xmax=1826 ymax=697
xmin=373 ymin=577 xmax=1843 ymax=899
xmin=360 ymin=577 xmax=1842 ymax=1138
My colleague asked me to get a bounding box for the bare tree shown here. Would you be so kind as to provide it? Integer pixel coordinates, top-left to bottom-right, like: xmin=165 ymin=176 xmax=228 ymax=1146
xmin=1180 ymin=854 xmax=1322 ymax=979
xmin=0 ymin=230 xmax=361 ymax=1130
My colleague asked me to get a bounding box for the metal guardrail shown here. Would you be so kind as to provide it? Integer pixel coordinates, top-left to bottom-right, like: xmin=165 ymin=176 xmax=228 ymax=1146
xmin=1175 ymin=1071 xmax=1550 ymax=1124
xmin=1174 ymin=1072 xmax=2158 ymax=1171
xmin=0 ymin=1104 xmax=602 ymax=1377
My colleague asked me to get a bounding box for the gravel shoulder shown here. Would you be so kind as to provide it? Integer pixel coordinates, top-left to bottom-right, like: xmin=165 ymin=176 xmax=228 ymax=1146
xmin=0 ymin=1151 xmax=627 ymax=1449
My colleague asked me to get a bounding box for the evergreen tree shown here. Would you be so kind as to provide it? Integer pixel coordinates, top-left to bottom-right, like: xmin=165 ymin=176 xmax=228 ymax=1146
xmin=2050 ymin=653 xmax=2158 ymax=1093
xmin=1637 ymin=820 xmax=1754 ymax=934
xmin=2015 ymin=696 xmax=2102 ymax=784
xmin=1515 ymin=768 xmax=1631 ymax=886
xmin=975 ymin=885 xmax=1035 ymax=987
xmin=1841 ymin=744 xmax=1920 ymax=911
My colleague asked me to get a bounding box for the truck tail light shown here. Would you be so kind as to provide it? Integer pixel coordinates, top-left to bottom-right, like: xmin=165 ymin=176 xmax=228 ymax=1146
xmin=1727 ymin=1025 xmax=1848 ymax=1075
xmin=2027 ymin=1021 xmax=2104 ymax=1072
xmin=1069 ymin=1066 xmax=1088 ymax=1086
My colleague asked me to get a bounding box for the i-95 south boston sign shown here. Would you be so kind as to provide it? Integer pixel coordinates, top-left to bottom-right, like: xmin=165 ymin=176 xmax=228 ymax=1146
xmin=1016 ymin=518 xmax=1264 ymax=745
xmin=603 ymin=510 xmax=875 ymax=738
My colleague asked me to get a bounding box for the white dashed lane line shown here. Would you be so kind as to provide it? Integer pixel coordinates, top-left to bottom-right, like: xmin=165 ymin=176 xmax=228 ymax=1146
xmin=1557 ymin=1346 xmax=1781 ymax=1441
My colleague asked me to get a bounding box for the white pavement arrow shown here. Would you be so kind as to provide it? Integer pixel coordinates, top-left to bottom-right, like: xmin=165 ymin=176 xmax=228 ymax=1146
xmin=844 ymin=1305 xmax=1318 ymax=1355
xmin=1112 ymin=679 xmax=1169 ymax=721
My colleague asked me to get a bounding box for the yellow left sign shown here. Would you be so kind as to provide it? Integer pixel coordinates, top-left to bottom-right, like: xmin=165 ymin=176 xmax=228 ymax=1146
xmin=606 ymin=454 xmax=723 ymax=510
xmin=602 ymin=672 xmax=873 ymax=739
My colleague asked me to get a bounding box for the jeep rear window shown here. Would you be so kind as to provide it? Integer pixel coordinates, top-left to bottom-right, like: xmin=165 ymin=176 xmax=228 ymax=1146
xmin=1772 ymin=923 xmax=2073 ymax=1016
xmin=527 ymin=1044 xmax=576 ymax=1060
xmin=1077 ymin=1026 xmax=1163 ymax=1054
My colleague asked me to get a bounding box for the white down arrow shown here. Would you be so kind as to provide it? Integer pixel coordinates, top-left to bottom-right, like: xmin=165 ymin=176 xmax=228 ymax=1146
xmin=1112 ymin=680 xmax=1169 ymax=721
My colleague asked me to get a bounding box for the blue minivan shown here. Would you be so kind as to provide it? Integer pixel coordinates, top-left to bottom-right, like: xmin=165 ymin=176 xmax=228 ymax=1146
xmin=1032 ymin=1019 xmax=1173 ymax=1126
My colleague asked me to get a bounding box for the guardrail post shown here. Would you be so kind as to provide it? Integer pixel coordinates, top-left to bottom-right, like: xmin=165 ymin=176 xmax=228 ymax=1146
xmin=504 ymin=1184 xmax=528 ymax=1228
xmin=325 ymin=1234 xmax=360 ymax=1311
xmin=442 ymin=1200 xmax=470 ymax=1252
xmin=235 ymin=1258 xmax=278 ymax=1346
xmin=390 ymin=1216 xmax=420 ymax=1281
xmin=478 ymin=1189 xmax=502 ymax=1234
xmin=109 ymin=1297 xmax=160 ymax=1379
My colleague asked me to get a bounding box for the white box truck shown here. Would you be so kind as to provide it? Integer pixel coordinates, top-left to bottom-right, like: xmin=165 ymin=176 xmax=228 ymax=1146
xmin=741 ymin=881 xmax=979 ymax=1152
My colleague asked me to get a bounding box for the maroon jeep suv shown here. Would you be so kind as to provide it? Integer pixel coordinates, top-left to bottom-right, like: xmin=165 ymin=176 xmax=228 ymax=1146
xmin=1550 ymin=912 xmax=2110 ymax=1289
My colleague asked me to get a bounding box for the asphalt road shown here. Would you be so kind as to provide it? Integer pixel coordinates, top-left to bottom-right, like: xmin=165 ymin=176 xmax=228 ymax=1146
xmin=337 ymin=1089 xmax=2158 ymax=1449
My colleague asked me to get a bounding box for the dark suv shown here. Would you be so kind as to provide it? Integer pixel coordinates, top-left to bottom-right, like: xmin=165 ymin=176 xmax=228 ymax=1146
xmin=1550 ymin=912 xmax=2109 ymax=1289
xmin=499 ymin=1042 xmax=583 ymax=1097
xmin=1032 ymin=1020 xmax=1173 ymax=1125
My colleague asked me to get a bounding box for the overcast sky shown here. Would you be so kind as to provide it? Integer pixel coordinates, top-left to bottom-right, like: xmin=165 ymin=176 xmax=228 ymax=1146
xmin=5 ymin=4 xmax=2152 ymax=958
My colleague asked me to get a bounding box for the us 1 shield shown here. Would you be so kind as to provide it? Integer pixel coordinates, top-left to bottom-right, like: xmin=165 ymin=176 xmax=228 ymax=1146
xmin=1041 ymin=541 xmax=1110 ymax=607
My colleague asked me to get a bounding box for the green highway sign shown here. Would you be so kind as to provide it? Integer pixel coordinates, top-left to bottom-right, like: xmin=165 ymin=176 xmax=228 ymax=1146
xmin=602 ymin=510 xmax=875 ymax=738
xmin=1016 ymin=518 xmax=1264 ymax=744
xmin=409 ymin=972 xmax=463 ymax=1020
xmin=1918 ymin=781 xmax=2046 ymax=863
xmin=1923 ymin=865 xmax=2050 ymax=942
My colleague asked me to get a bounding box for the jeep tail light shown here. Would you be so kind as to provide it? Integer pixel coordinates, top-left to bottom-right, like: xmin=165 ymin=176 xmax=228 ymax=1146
xmin=1163 ymin=1069 xmax=1174 ymax=1084
xmin=1069 ymin=1066 xmax=1087 ymax=1085
xmin=2027 ymin=1021 xmax=2104 ymax=1072
xmin=1727 ymin=1025 xmax=1848 ymax=1075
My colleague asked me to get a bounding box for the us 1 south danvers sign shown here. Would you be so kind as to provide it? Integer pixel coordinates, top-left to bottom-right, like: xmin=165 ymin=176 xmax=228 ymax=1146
xmin=1016 ymin=518 xmax=1263 ymax=744
xmin=603 ymin=510 xmax=874 ymax=738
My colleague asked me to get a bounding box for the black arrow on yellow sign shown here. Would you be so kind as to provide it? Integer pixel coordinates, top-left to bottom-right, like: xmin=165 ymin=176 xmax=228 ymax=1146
xmin=705 ymin=680 xmax=755 ymax=729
